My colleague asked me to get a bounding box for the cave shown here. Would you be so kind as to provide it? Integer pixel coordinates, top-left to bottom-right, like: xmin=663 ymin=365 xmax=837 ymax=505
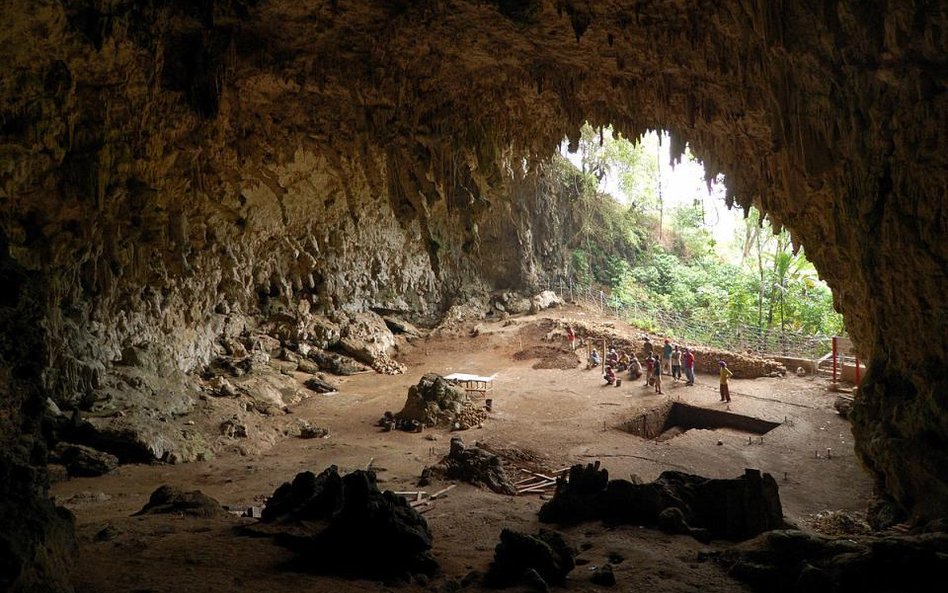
xmin=1 ymin=1 xmax=946 ymax=591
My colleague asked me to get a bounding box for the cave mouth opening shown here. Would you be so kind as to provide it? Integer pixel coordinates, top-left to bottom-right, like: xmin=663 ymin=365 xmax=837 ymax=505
xmin=620 ymin=402 xmax=781 ymax=442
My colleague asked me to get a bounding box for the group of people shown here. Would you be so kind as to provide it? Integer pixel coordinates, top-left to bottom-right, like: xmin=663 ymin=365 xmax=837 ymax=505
xmin=569 ymin=324 xmax=735 ymax=403
xmin=640 ymin=337 xmax=696 ymax=394
xmin=585 ymin=335 xmax=698 ymax=395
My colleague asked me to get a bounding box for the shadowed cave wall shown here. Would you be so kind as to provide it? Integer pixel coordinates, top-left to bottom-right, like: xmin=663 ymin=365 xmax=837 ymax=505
xmin=0 ymin=0 xmax=945 ymax=589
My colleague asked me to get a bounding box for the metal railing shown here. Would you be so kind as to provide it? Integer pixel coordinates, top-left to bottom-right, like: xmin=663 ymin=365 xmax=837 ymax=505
xmin=546 ymin=278 xmax=836 ymax=360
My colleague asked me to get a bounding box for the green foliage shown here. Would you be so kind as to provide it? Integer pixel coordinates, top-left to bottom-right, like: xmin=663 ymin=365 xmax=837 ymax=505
xmin=557 ymin=124 xmax=844 ymax=344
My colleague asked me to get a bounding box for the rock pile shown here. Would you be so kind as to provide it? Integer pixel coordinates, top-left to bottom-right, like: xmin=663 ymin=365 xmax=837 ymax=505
xmin=484 ymin=528 xmax=576 ymax=589
xmin=396 ymin=373 xmax=470 ymax=427
xmin=454 ymin=404 xmax=488 ymax=430
xmin=539 ymin=463 xmax=784 ymax=542
xmin=259 ymin=466 xmax=437 ymax=580
xmin=371 ymin=356 xmax=407 ymax=375
xmin=432 ymin=437 xmax=516 ymax=495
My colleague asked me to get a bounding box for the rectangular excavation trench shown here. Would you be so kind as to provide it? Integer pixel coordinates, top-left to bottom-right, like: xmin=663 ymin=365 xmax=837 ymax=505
xmin=619 ymin=401 xmax=780 ymax=442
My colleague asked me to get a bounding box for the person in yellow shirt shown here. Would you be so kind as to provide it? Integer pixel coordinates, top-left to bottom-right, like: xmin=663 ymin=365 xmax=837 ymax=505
xmin=719 ymin=361 xmax=733 ymax=402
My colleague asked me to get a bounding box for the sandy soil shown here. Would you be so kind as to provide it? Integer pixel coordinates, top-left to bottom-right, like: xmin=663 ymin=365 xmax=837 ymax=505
xmin=51 ymin=304 xmax=872 ymax=593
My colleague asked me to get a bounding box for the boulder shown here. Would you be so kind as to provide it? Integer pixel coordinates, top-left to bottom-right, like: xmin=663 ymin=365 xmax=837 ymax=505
xmin=530 ymin=290 xmax=564 ymax=313
xmin=383 ymin=316 xmax=423 ymax=338
xmin=303 ymin=376 xmax=338 ymax=394
xmin=484 ymin=528 xmax=576 ymax=588
xmin=306 ymin=350 xmax=371 ymax=376
xmin=264 ymin=468 xmax=437 ymax=579
xmin=337 ymin=311 xmax=396 ymax=366
xmin=52 ymin=443 xmax=118 ymax=477
xmin=134 ymin=485 xmax=228 ymax=518
xmin=396 ymin=373 xmax=470 ymax=427
xmin=261 ymin=466 xmax=345 ymax=523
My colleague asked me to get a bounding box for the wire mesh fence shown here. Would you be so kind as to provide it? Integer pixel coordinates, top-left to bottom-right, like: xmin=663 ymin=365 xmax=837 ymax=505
xmin=547 ymin=278 xmax=837 ymax=360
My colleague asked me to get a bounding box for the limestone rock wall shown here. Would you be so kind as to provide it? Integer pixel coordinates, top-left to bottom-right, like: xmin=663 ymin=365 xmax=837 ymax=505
xmin=0 ymin=0 xmax=946 ymax=527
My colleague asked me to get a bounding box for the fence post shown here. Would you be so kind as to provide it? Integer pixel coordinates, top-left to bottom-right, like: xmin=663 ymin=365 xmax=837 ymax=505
xmin=832 ymin=336 xmax=838 ymax=383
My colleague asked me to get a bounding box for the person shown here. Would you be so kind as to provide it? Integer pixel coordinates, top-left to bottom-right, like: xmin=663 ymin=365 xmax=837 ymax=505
xmin=628 ymin=355 xmax=642 ymax=380
xmin=719 ymin=360 xmax=733 ymax=402
xmin=618 ymin=350 xmax=631 ymax=371
xmin=653 ymin=354 xmax=664 ymax=394
xmin=644 ymin=354 xmax=654 ymax=387
xmin=643 ymin=336 xmax=653 ymax=359
xmin=683 ymin=348 xmax=696 ymax=385
xmin=566 ymin=325 xmax=575 ymax=351
xmin=672 ymin=345 xmax=682 ymax=381
xmin=606 ymin=347 xmax=619 ymax=367
xmin=589 ymin=349 xmax=601 ymax=368
xmin=662 ymin=339 xmax=673 ymax=375
xmin=604 ymin=365 xmax=616 ymax=385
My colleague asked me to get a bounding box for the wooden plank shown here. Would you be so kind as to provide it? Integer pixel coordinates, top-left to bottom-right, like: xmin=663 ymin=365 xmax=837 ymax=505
xmin=517 ymin=480 xmax=556 ymax=494
xmin=519 ymin=469 xmax=555 ymax=482
xmin=430 ymin=484 xmax=457 ymax=499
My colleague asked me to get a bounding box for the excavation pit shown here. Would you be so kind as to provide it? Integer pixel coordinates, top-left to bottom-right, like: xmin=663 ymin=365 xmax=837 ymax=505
xmin=620 ymin=402 xmax=780 ymax=442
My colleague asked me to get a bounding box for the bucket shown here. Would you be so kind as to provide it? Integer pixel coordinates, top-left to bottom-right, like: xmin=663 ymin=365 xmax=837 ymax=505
xmin=485 ymin=398 xmax=493 ymax=412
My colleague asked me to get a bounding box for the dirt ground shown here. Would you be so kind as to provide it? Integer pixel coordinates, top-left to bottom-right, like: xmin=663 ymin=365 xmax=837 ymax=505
xmin=51 ymin=304 xmax=872 ymax=593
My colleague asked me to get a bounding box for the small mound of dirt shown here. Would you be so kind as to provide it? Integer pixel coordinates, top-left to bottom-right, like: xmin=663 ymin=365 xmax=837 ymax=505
xmin=134 ymin=485 xmax=228 ymax=518
xmin=513 ymin=345 xmax=580 ymax=370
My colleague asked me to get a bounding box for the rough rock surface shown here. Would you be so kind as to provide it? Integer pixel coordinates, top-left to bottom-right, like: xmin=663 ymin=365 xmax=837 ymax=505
xmin=261 ymin=466 xmax=344 ymax=523
xmin=484 ymin=528 xmax=576 ymax=589
xmin=711 ymin=528 xmax=948 ymax=593
xmin=52 ymin=443 xmax=118 ymax=478
xmin=433 ymin=437 xmax=517 ymax=495
xmin=261 ymin=467 xmax=437 ymax=579
xmin=133 ymin=485 xmax=228 ymax=518
xmin=540 ymin=463 xmax=784 ymax=542
xmin=0 ymin=443 xmax=75 ymax=593
xmin=397 ymin=373 xmax=471 ymax=427
xmin=0 ymin=2 xmax=946 ymax=586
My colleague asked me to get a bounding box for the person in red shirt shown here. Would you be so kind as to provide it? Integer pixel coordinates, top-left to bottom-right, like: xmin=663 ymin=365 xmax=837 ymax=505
xmin=683 ymin=348 xmax=696 ymax=385
xmin=566 ymin=325 xmax=575 ymax=351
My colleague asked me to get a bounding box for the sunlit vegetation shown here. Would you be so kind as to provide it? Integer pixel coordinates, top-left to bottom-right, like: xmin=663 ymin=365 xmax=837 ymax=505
xmin=556 ymin=125 xmax=844 ymax=338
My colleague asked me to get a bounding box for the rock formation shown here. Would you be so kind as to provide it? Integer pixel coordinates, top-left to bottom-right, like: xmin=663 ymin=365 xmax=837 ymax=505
xmin=539 ymin=463 xmax=784 ymax=542
xmin=0 ymin=1 xmax=946 ymax=589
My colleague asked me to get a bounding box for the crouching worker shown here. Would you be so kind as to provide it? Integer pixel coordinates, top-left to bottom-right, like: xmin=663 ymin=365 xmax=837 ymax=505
xmin=589 ymin=349 xmax=601 ymax=368
xmin=628 ymin=355 xmax=642 ymax=380
xmin=604 ymin=365 xmax=616 ymax=385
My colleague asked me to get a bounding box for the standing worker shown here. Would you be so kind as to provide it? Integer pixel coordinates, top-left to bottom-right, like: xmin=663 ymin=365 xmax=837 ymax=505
xmin=653 ymin=354 xmax=664 ymax=394
xmin=683 ymin=348 xmax=696 ymax=386
xmin=643 ymin=336 xmax=653 ymax=359
xmin=566 ymin=324 xmax=576 ymax=351
xmin=719 ymin=361 xmax=733 ymax=402
xmin=671 ymin=345 xmax=682 ymax=381
xmin=662 ymin=339 xmax=673 ymax=375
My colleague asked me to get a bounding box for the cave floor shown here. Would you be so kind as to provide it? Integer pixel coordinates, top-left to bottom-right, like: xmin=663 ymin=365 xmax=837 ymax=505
xmin=51 ymin=305 xmax=871 ymax=593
